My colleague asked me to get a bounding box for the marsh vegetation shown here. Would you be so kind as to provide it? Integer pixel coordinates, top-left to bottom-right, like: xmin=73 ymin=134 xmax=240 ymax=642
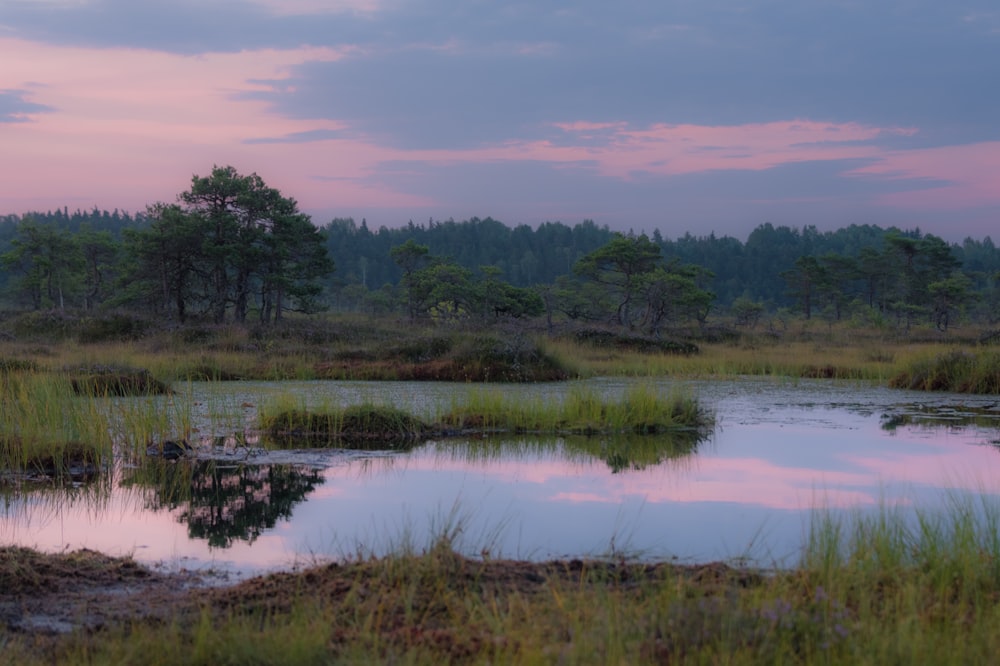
xmin=2 ymin=310 xmax=1000 ymax=663
xmin=5 ymin=499 xmax=1000 ymax=664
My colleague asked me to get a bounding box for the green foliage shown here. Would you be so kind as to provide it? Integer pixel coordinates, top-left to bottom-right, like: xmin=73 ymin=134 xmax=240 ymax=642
xmin=889 ymin=349 xmax=1000 ymax=393
xmin=575 ymin=234 xmax=715 ymax=330
xmin=6 ymin=203 xmax=1000 ymax=332
xmin=731 ymin=297 xmax=765 ymax=328
xmin=121 ymin=166 xmax=333 ymax=324
xmin=574 ymin=233 xmax=663 ymax=327
xmin=67 ymin=366 xmax=171 ymax=396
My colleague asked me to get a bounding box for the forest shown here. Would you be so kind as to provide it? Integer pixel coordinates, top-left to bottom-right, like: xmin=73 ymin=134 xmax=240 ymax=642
xmin=1 ymin=165 xmax=998 ymax=332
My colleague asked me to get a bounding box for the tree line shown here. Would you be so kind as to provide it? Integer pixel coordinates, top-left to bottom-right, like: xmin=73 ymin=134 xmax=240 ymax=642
xmin=2 ymin=165 xmax=999 ymax=330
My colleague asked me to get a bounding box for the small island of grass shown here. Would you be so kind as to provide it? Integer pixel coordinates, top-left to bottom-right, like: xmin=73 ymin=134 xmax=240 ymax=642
xmin=259 ymin=385 xmax=713 ymax=447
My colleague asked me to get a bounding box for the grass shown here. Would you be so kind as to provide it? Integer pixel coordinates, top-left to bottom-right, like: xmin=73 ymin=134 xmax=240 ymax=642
xmin=0 ymin=317 xmax=571 ymax=383
xmin=889 ymin=348 xmax=1000 ymax=393
xmin=440 ymin=383 xmax=711 ymax=434
xmin=0 ymin=373 xmax=114 ymax=477
xmin=0 ymin=367 xmax=198 ymax=477
xmin=257 ymin=384 xmax=712 ymax=449
xmin=3 ymin=314 xmax=1000 ymax=392
xmin=544 ymin=334 xmax=913 ymax=381
xmin=7 ymin=497 xmax=1000 ymax=664
xmin=260 ymin=403 xmax=429 ymax=448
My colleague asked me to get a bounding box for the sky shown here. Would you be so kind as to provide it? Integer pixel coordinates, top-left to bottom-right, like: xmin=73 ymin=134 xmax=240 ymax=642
xmin=1 ymin=0 xmax=999 ymax=241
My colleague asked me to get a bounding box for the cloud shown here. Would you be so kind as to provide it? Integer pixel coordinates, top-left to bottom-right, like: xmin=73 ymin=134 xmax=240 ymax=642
xmin=1 ymin=1 xmax=998 ymax=238
xmin=244 ymin=127 xmax=347 ymax=144
xmin=0 ymin=88 xmax=52 ymax=122
xmin=0 ymin=0 xmax=377 ymax=54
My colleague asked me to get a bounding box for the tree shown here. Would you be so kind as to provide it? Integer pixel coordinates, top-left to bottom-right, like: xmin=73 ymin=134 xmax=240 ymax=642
xmin=258 ymin=209 xmax=333 ymax=322
xmin=641 ymin=262 xmax=715 ymax=334
xmin=119 ymin=204 xmax=204 ymax=321
xmin=478 ymin=266 xmax=544 ymax=319
xmin=119 ymin=165 xmax=334 ymax=323
xmin=929 ymin=273 xmax=973 ymax=332
xmin=177 ymin=165 xmax=330 ymax=323
xmin=574 ymin=234 xmax=662 ymax=328
xmin=390 ymin=239 xmax=432 ymax=321
xmin=1 ymin=218 xmax=82 ymax=310
xmin=77 ymin=226 xmax=120 ymax=311
xmin=780 ymin=256 xmax=826 ymax=319
xmin=731 ymin=297 xmax=765 ymax=328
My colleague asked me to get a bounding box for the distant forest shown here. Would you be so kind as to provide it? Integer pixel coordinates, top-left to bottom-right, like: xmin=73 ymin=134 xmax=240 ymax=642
xmin=1 ymin=203 xmax=999 ymax=328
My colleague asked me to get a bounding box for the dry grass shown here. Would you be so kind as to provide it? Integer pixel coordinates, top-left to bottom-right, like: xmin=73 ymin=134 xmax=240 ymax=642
xmin=8 ymin=497 xmax=1000 ymax=665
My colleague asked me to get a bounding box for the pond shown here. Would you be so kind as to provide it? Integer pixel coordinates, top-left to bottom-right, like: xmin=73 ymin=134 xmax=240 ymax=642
xmin=3 ymin=377 xmax=1000 ymax=577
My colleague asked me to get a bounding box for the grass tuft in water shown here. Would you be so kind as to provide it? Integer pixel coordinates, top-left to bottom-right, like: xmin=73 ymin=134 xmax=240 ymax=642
xmin=260 ymin=403 xmax=429 ymax=447
xmin=441 ymin=383 xmax=712 ymax=435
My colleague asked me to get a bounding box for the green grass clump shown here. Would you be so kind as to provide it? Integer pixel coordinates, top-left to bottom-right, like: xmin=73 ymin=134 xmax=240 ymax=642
xmin=0 ymin=374 xmax=115 ymax=477
xmin=889 ymin=349 xmax=1000 ymax=393
xmin=256 ymin=385 xmax=710 ymax=453
xmin=260 ymin=404 xmax=429 ymax=446
xmin=442 ymin=384 xmax=712 ymax=435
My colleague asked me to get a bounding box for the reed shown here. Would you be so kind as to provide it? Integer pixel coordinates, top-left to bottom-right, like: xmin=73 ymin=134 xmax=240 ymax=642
xmin=0 ymin=373 xmax=114 ymax=476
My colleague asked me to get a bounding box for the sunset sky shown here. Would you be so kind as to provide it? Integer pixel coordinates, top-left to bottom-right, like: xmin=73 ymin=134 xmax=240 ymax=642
xmin=2 ymin=0 xmax=998 ymax=240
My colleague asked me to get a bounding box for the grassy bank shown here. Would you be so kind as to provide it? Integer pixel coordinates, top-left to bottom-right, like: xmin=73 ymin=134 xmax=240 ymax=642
xmin=258 ymin=384 xmax=712 ymax=446
xmin=3 ymin=312 xmax=1000 ymax=400
xmin=889 ymin=348 xmax=1000 ymax=393
xmin=6 ymin=497 xmax=1000 ymax=664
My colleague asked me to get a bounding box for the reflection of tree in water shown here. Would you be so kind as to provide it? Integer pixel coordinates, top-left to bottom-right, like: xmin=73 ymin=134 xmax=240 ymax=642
xmin=123 ymin=461 xmax=324 ymax=549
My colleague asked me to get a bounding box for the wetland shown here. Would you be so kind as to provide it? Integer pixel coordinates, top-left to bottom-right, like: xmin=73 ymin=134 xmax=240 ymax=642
xmin=4 ymin=318 xmax=1000 ymax=663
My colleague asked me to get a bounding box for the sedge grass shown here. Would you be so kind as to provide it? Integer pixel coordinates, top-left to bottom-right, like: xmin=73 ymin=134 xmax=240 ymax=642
xmin=441 ymin=383 xmax=711 ymax=434
xmin=543 ymin=335 xmax=921 ymax=381
xmin=889 ymin=348 xmax=1000 ymax=393
xmin=256 ymin=384 xmax=712 ymax=448
xmin=12 ymin=496 xmax=1000 ymax=664
xmin=0 ymin=373 xmax=115 ymax=476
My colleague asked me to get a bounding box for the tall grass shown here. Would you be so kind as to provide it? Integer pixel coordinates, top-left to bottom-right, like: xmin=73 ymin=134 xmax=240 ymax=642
xmin=441 ymin=383 xmax=711 ymax=434
xmin=543 ymin=336 xmax=917 ymax=381
xmin=889 ymin=348 xmax=1000 ymax=393
xmin=0 ymin=373 xmax=114 ymax=475
xmin=14 ymin=496 xmax=1000 ymax=664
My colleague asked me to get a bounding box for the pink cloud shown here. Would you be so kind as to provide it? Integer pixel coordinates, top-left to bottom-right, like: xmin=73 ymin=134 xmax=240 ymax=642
xmin=0 ymin=38 xmax=431 ymax=213
xmin=3 ymin=32 xmax=998 ymax=223
xmin=846 ymin=141 xmax=1000 ymax=209
xmin=365 ymin=438 xmax=1000 ymax=512
xmin=499 ymin=120 xmax=917 ymax=179
xmin=247 ymin=0 xmax=385 ymax=15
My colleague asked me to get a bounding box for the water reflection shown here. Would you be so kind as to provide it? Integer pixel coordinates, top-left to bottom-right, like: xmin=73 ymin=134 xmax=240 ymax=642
xmin=121 ymin=461 xmax=324 ymax=549
xmin=430 ymin=432 xmax=704 ymax=474
xmin=880 ymin=403 xmax=1000 ymax=433
xmin=2 ymin=378 xmax=1000 ymax=573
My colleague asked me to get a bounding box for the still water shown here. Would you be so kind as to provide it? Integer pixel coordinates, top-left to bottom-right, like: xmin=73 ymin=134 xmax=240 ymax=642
xmin=3 ymin=377 xmax=1000 ymax=576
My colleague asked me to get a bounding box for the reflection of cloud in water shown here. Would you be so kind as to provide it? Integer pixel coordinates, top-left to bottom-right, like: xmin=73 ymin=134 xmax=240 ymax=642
xmin=7 ymin=378 xmax=1000 ymax=571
